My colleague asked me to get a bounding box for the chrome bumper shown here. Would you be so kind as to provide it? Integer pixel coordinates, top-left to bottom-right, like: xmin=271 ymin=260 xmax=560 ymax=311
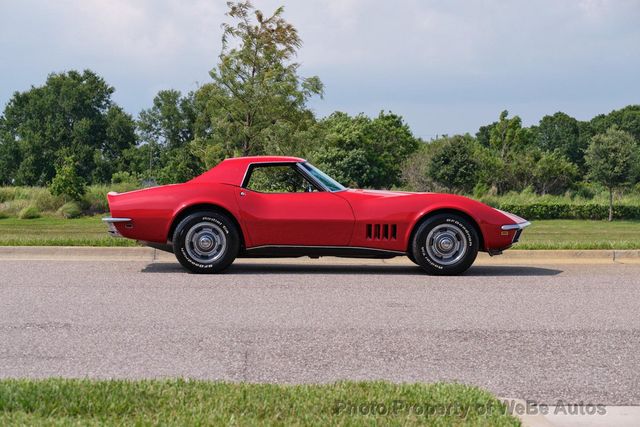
xmin=102 ymin=217 xmax=131 ymax=237
xmin=501 ymin=221 xmax=531 ymax=231
xmin=501 ymin=221 xmax=531 ymax=244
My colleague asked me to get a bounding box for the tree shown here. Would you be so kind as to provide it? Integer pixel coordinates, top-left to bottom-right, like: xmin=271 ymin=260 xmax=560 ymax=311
xmin=138 ymin=90 xmax=196 ymax=151
xmin=531 ymin=150 xmax=578 ymax=195
xmin=476 ymin=110 xmax=534 ymax=193
xmin=93 ymin=105 xmax=137 ymax=183
xmin=476 ymin=121 xmax=496 ymax=147
xmin=0 ymin=116 xmax=20 ymax=184
xmin=137 ymin=90 xmax=201 ymax=181
xmin=591 ymin=105 xmax=640 ymax=142
xmin=49 ymin=156 xmax=86 ymax=201
xmin=156 ymin=148 xmax=204 ymax=184
xmin=312 ymin=111 xmax=419 ymax=188
xmin=0 ymin=70 xmax=135 ymax=185
xmin=427 ymin=135 xmax=480 ymax=193
xmin=585 ymin=127 xmax=638 ymax=221
xmin=489 ymin=110 xmax=525 ymax=160
xmin=536 ymin=112 xmax=586 ymax=166
xmin=194 ymin=0 xmax=323 ymax=161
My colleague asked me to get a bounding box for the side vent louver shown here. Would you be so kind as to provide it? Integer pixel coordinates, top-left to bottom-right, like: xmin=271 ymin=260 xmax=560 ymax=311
xmin=366 ymin=223 xmax=397 ymax=240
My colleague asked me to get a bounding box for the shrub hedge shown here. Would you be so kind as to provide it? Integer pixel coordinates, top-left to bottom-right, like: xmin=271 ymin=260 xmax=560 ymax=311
xmin=493 ymin=203 xmax=640 ymax=220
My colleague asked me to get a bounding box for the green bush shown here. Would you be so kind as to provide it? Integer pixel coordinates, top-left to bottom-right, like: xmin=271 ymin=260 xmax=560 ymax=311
xmin=0 ymin=187 xmax=37 ymax=203
xmin=18 ymin=205 xmax=41 ymax=219
xmin=49 ymin=157 xmax=86 ymax=201
xmin=58 ymin=201 xmax=83 ymax=219
xmin=0 ymin=187 xmax=16 ymax=203
xmin=33 ymin=188 xmax=65 ymax=212
xmin=82 ymin=186 xmax=109 ymax=214
xmin=84 ymin=183 xmax=142 ymax=214
xmin=0 ymin=211 xmax=8 ymax=219
xmin=111 ymin=171 xmax=139 ymax=185
xmin=492 ymin=203 xmax=640 ymax=220
xmin=0 ymin=199 xmax=29 ymax=216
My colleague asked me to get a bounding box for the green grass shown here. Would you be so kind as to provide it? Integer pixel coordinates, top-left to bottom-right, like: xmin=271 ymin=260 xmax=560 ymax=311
xmin=0 ymin=216 xmax=638 ymax=249
xmin=0 ymin=379 xmax=519 ymax=426
xmin=516 ymin=219 xmax=640 ymax=249
xmin=0 ymin=216 xmax=137 ymax=247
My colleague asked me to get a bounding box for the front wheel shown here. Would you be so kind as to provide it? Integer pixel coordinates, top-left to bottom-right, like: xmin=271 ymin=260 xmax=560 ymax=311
xmin=411 ymin=213 xmax=479 ymax=275
xmin=173 ymin=211 xmax=240 ymax=273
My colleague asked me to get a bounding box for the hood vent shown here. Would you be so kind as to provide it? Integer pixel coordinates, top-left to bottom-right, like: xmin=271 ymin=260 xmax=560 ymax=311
xmin=366 ymin=223 xmax=397 ymax=240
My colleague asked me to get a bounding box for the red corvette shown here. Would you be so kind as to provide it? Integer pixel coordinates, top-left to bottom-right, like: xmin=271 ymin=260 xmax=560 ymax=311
xmin=103 ymin=156 xmax=530 ymax=275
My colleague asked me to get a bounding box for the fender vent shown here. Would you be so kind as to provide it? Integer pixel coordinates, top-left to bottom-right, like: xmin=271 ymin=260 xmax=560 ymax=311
xmin=366 ymin=223 xmax=397 ymax=240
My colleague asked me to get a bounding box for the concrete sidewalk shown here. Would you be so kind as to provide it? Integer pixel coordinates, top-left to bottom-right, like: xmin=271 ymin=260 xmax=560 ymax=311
xmin=0 ymin=246 xmax=639 ymax=264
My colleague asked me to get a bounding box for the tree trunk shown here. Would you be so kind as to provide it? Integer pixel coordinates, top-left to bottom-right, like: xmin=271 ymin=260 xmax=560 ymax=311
xmin=608 ymin=187 xmax=613 ymax=222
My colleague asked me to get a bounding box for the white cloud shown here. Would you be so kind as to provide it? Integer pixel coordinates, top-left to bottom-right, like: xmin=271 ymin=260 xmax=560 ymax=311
xmin=51 ymin=0 xmax=225 ymax=66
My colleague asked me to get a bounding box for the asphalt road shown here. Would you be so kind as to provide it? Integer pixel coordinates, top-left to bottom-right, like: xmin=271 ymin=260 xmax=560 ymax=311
xmin=1 ymin=257 xmax=639 ymax=405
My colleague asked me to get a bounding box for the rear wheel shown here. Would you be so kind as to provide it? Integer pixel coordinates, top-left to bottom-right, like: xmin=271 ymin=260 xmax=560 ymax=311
xmin=173 ymin=211 xmax=239 ymax=273
xmin=411 ymin=213 xmax=479 ymax=275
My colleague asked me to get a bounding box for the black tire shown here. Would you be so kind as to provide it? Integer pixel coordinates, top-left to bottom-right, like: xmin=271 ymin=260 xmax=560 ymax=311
xmin=407 ymin=252 xmax=419 ymax=265
xmin=172 ymin=211 xmax=240 ymax=274
xmin=411 ymin=213 xmax=479 ymax=275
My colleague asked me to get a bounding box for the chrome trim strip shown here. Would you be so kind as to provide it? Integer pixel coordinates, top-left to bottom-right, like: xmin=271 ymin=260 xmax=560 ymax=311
xmin=102 ymin=217 xmax=132 ymax=223
xmin=501 ymin=221 xmax=531 ymax=231
xmin=245 ymin=245 xmax=406 ymax=255
xmin=240 ymin=161 xmax=300 ymax=189
xmin=295 ymin=162 xmax=329 ymax=192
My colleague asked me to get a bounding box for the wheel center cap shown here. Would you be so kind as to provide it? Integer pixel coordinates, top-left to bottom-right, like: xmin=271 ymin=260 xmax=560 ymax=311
xmin=439 ymin=237 xmax=454 ymax=251
xmin=198 ymin=235 xmax=214 ymax=250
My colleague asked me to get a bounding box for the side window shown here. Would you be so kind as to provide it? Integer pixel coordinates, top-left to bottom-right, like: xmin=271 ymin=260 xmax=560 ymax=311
xmin=245 ymin=165 xmax=318 ymax=193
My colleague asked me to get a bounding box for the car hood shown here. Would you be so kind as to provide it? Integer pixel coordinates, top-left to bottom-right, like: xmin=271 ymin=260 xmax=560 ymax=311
xmin=338 ymin=188 xmax=523 ymax=227
xmin=343 ymin=189 xmax=426 ymax=198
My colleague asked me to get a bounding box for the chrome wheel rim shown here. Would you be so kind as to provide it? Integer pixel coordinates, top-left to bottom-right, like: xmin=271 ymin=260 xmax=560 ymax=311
xmin=425 ymin=224 xmax=468 ymax=266
xmin=185 ymin=221 xmax=226 ymax=264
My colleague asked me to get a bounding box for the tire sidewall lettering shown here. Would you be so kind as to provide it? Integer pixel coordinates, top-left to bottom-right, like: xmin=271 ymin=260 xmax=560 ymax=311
xmin=178 ymin=214 xmax=232 ymax=270
xmin=202 ymin=216 xmax=229 ymax=235
xmin=445 ymin=218 xmax=473 ymax=247
xmin=180 ymin=247 xmax=214 ymax=269
xmin=418 ymin=216 xmax=475 ymax=269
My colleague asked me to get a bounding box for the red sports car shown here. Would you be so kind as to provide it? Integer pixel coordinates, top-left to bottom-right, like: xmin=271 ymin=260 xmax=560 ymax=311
xmin=103 ymin=156 xmax=530 ymax=275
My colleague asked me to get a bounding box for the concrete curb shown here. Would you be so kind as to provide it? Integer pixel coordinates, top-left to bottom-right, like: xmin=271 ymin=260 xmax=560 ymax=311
xmin=0 ymin=246 xmax=639 ymax=264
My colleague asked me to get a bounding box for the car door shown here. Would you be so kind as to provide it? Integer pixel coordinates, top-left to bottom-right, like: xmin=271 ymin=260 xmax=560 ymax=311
xmin=235 ymin=163 xmax=354 ymax=247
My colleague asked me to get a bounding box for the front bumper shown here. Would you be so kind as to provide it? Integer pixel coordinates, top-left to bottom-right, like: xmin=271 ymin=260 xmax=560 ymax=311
xmin=501 ymin=220 xmax=531 ymax=243
xmin=501 ymin=221 xmax=531 ymax=231
xmin=102 ymin=217 xmax=131 ymax=237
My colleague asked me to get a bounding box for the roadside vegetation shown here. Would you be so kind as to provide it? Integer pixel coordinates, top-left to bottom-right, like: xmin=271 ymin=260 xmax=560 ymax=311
xmin=0 ymin=216 xmax=136 ymax=246
xmin=0 ymin=213 xmax=638 ymax=249
xmin=516 ymin=220 xmax=640 ymax=249
xmin=0 ymin=379 xmax=519 ymax=426
xmin=0 ymin=184 xmax=138 ymax=221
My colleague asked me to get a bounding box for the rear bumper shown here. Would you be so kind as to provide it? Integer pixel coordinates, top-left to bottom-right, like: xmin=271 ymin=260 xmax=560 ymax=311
xmin=102 ymin=217 xmax=131 ymax=237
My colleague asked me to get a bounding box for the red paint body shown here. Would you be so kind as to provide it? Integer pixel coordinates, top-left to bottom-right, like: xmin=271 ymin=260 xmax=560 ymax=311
xmin=106 ymin=156 xmax=526 ymax=254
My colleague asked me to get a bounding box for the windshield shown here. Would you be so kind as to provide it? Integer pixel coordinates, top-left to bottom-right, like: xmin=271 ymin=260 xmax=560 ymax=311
xmin=299 ymin=162 xmax=346 ymax=192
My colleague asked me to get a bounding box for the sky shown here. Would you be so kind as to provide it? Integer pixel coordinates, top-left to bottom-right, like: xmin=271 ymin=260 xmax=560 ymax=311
xmin=1 ymin=0 xmax=639 ymax=139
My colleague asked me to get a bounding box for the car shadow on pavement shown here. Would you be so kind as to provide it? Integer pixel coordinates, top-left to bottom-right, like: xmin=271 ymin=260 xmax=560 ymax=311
xmin=141 ymin=263 xmax=562 ymax=276
xmin=467 ymin=265 xmax=562 ymax=276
